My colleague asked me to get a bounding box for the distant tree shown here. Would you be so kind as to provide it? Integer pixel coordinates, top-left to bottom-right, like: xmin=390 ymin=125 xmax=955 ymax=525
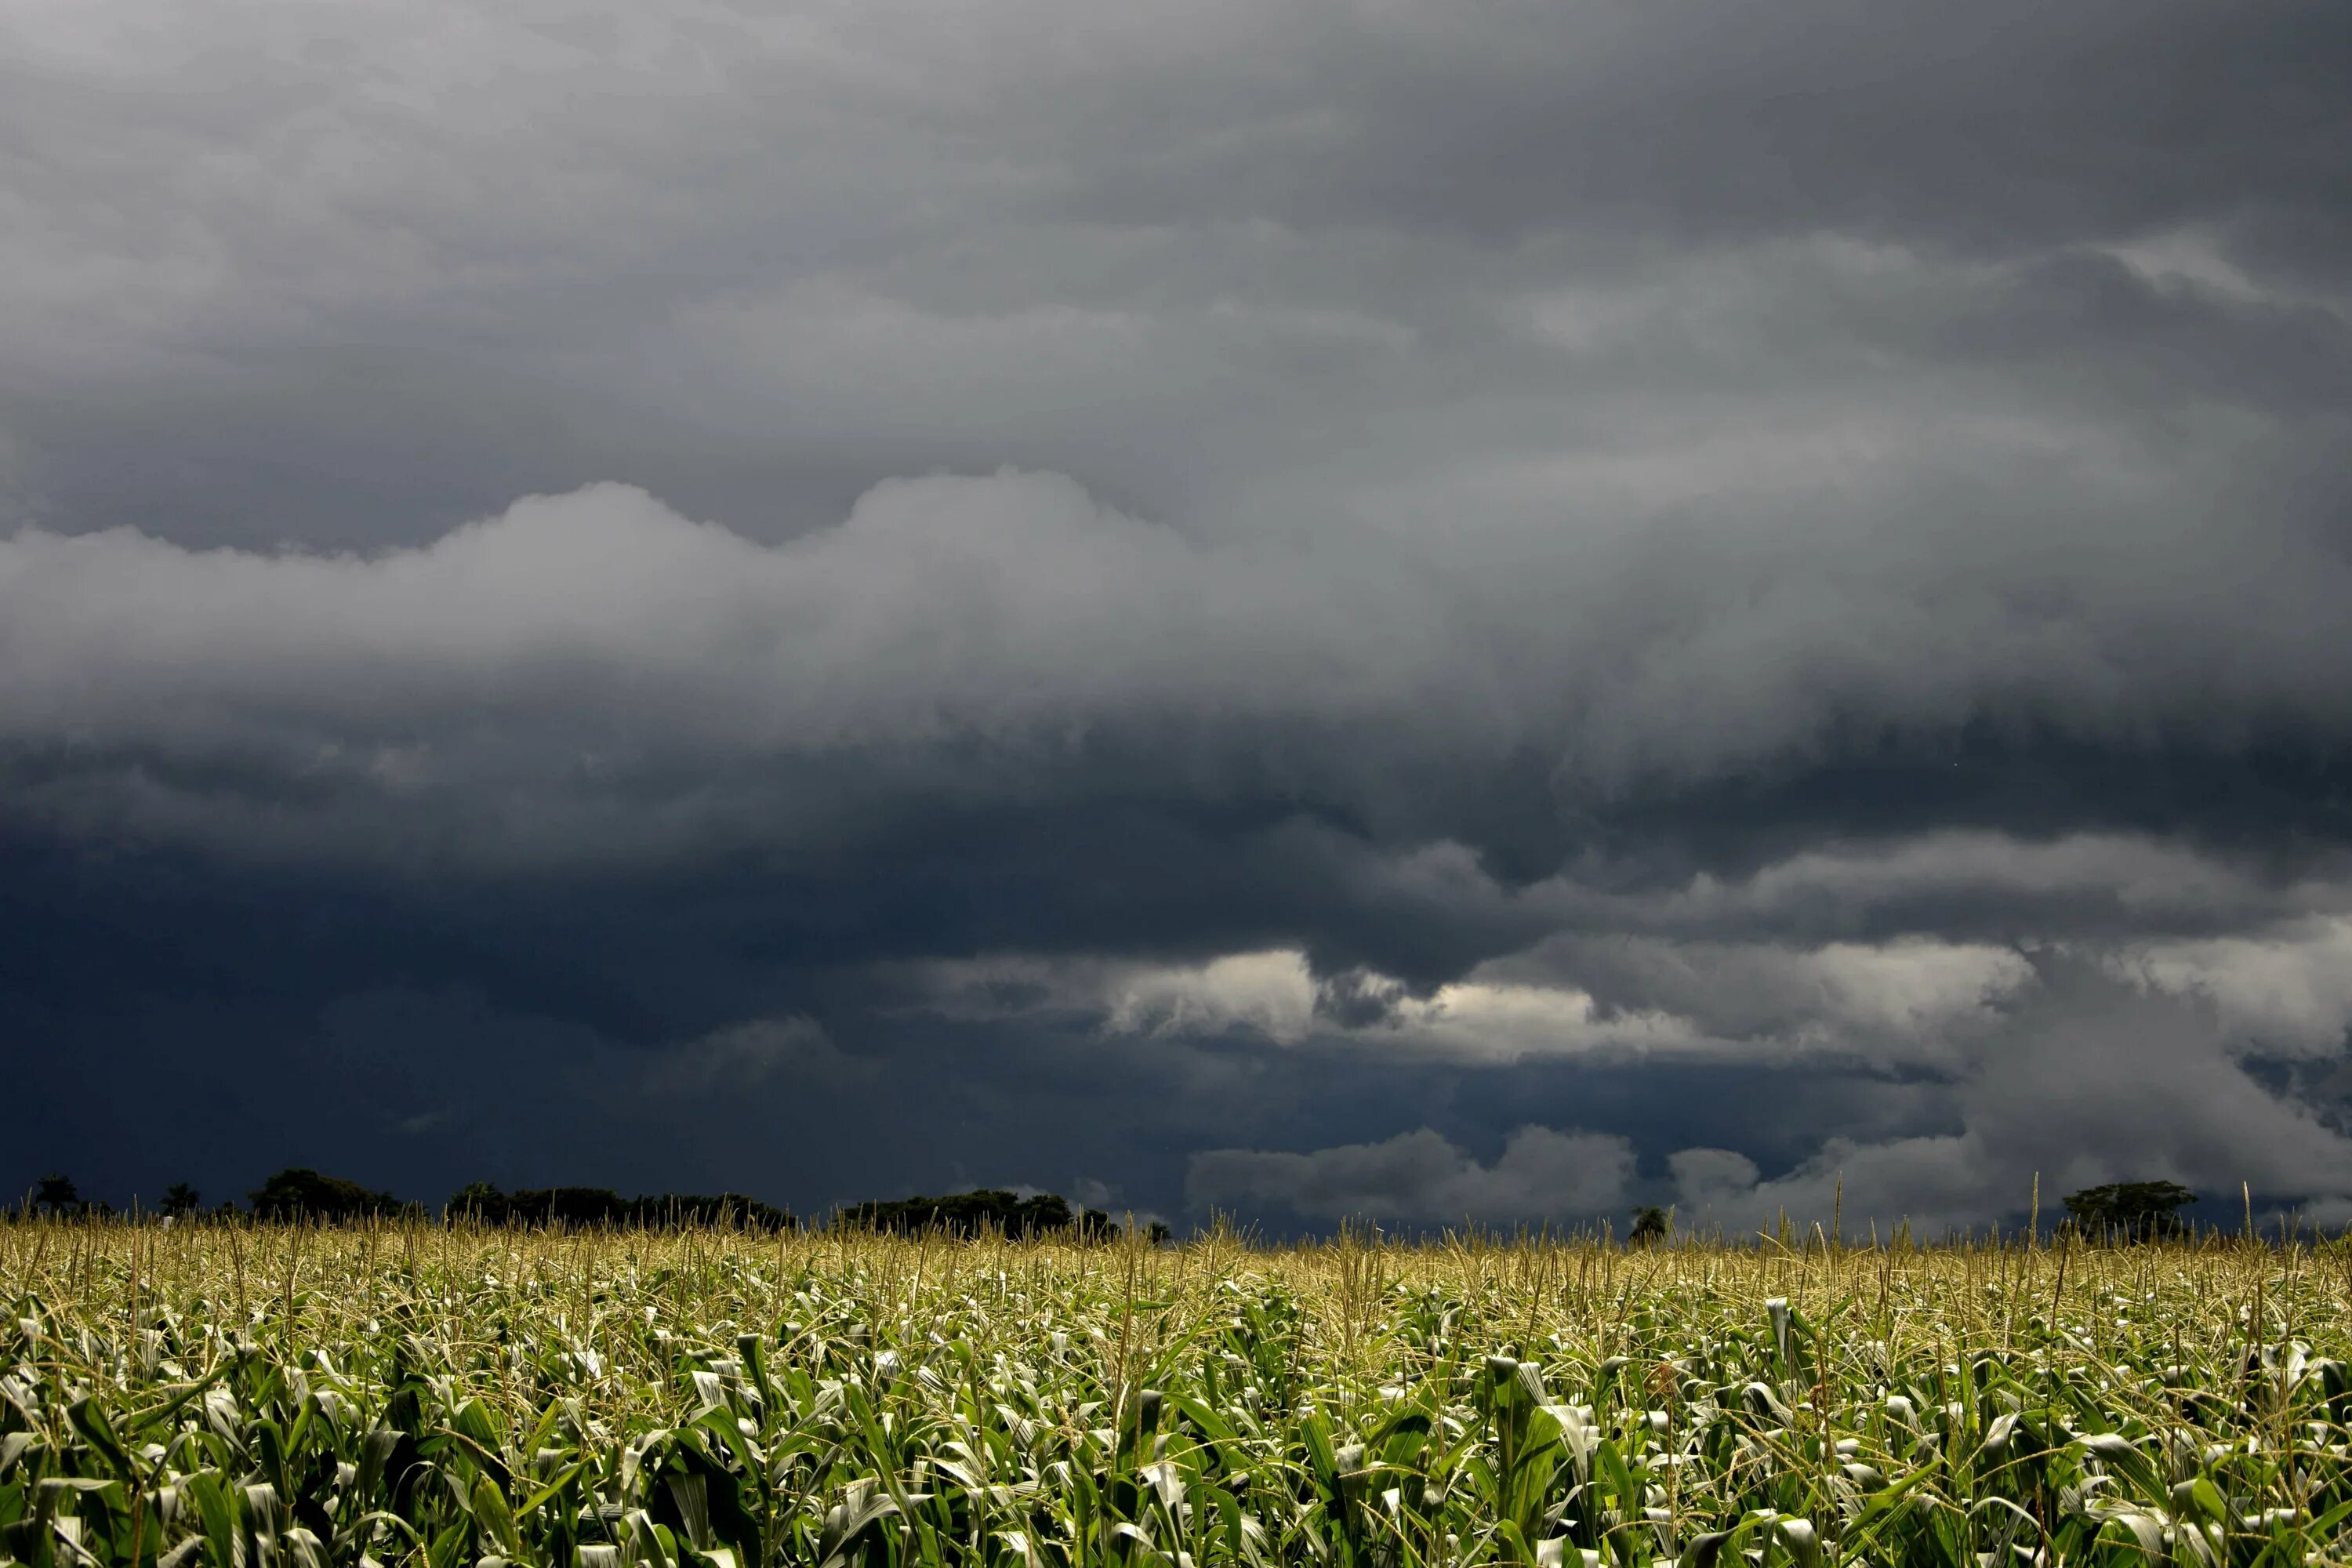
xmin=532 ymin=1188 xmax=626 ymax=1225
xmin=2062 ymin=1181 xmax=2194 ymax=1243
xmin=1145 ymin=1221 xmax=1174 ymax=1247
xmin=249 ymin=1167 xmax=407 ymax=1221
xmin=446 ymin=1181 xmax=516 ymax=1223
xmin=160 ymin=1183 xmax=202 ymax=1218
xmin=1628 ymin=1206 xmax=1671 ymax=1247
xmin=33 ymin=1174 xmax=81 ymax=1215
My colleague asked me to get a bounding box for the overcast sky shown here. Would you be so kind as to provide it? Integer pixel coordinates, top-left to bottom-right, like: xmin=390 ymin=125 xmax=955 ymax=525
xmin=5 ymin=0 xmax=2351 ymax=1233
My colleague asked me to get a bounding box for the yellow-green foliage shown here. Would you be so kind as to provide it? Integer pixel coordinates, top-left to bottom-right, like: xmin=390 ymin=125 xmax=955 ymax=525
xmin=4 ymin=1218 xmax=2351 ymax=1565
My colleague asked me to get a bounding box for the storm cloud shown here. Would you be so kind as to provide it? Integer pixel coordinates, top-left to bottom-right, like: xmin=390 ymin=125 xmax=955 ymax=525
xmin=3 ymin=0 xmax=2349 ymax=1230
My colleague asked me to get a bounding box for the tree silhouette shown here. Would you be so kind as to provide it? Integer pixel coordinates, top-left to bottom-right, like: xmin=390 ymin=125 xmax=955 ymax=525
xmin=838 ymin=1189 xmax=1117 ymax=1240
xmin=249 ymin=1167 xmax=407 ymax=1221
xmin=32 ymin=1174 xmax=81 ymax=1214
xmin=1628 ymin=1206 xmax=1671 ymax=1247
xmin=160 ymin=1183 xmax=202 ymax=1217
xmin=2062 ymin=1181 xmax=2194 ymax=1242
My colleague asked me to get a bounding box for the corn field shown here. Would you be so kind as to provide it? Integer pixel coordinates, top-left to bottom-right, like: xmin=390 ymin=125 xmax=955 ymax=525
xmin=5 ymin=1220 xmax=2352 ymax=1566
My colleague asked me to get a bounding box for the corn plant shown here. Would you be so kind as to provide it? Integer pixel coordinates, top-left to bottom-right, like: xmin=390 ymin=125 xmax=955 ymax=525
xmin=3 ymin=1218 xmax=2350 ymax=1565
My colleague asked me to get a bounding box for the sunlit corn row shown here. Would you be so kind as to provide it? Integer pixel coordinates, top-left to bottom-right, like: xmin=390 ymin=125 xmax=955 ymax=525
xmin=5 ymin=1220 xmax=2352 ymax=1566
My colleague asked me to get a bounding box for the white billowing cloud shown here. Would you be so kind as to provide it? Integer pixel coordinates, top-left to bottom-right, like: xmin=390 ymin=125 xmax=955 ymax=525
xmin=1102 ymin=952 xmax=1321 ymax=1042
xmin=1187 ymin=1126 xmax=1635 ymax=1224
xmin=905 ymin=948 xmax=1685 ymax=1060
xmin=8 ymin=0 xmax=2351 ymax=790
xmin=1375 ymin=979 xmax=1694 ymax=1062
xmin=903 ymin=929 xmax=2037 ymax=1068
xmin=898 ymin=949 xmax=1780 ymax=1062
xmin=7 ymin=441 xmax=2352 ymax=868
xmin=1195 ymin=956 xmax=2352 ymax=1232
xmin=2105 ymin=918 xmax=2352 ymax=1058
xmin=1668 ymin=1149 xmax=1764 ymax=1214
xmin=1671 ymin=1134 xmax=1991 ymax=1239
xmin=1134 ymin=924 xmax=2352 ymax=1234
xmin=0 ymin=470 xmax=1401 ymax=746
xmin=1481 ymin=934 xmax=2034 ymax=1069
xmin=1810 ymin=939 xmax=2023 ymax=1020
xmin=901 ymin=950 xmax=1320 ymax=1040
xmin=0 ymin=471 xmax=1461 ymax=860
xmin=1753 ymin=938 xmax=2034 ymax=1040
xmin=1668 ymin=967 xmax=2352 ymax=1234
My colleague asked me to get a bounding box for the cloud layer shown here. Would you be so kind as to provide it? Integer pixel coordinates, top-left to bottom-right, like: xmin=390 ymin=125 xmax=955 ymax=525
xmin=7 ymin=455 xmax=2351 ymax=872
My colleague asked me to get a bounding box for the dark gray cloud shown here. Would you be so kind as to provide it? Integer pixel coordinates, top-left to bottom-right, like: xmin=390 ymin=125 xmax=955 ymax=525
xmin=3 ymin=0 xmax=2350 ymax=1227
xmin=1189 ymin=1127 xmax=1636 ymax=1228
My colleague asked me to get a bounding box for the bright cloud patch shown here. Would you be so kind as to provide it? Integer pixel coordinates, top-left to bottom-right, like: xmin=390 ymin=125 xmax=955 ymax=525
xmin=2107 ymin=919 xmax=2352 ymax=1058
xmin=902 ymin=929 xmax=2038 ymax=1066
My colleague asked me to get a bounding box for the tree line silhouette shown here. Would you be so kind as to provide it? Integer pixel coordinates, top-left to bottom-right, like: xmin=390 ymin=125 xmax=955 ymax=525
xmin=836 ymin=1188 xmax=1173 ymax=1243
xmin=17 ymin=1170 xmax=1171 ymax=1241
xmin=22 ymin=1168 xmax=2205 ymax=1243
